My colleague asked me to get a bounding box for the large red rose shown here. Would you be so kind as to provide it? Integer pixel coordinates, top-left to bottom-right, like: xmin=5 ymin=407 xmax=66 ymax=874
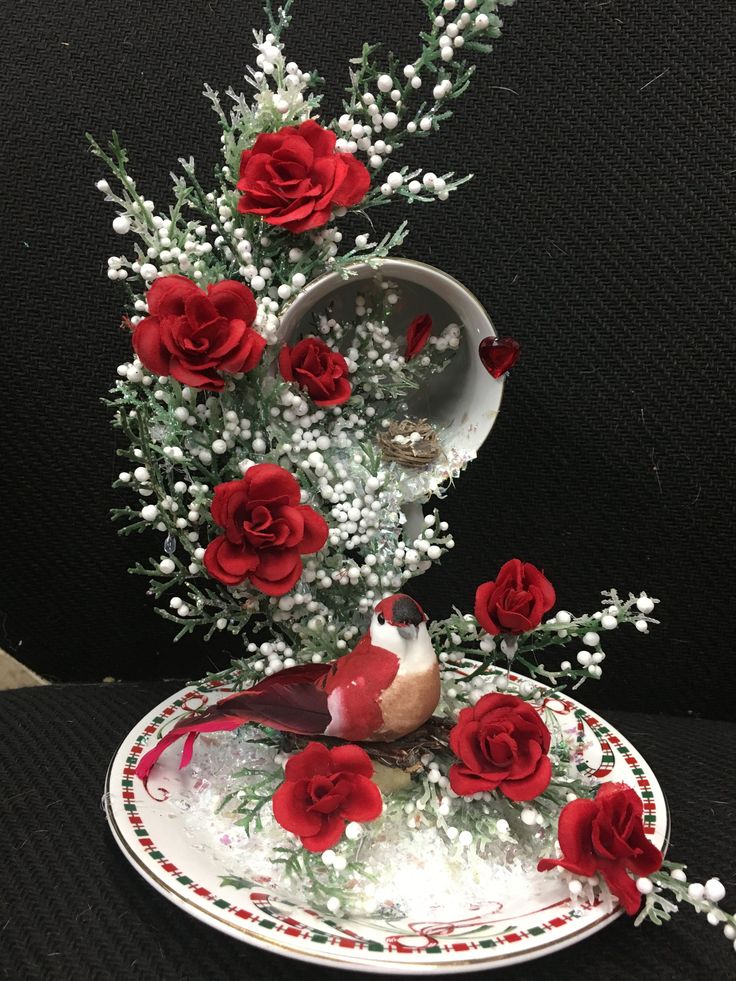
xmin=475 ymin=559 xmax=556 ymax=636
xmin=237 ymin=120 xmax=371 ymax=234
xmin=272 ymin=742 xmax=383 ymax=851
xmin=448 ymin=693 xmax=552 ymax=801
xmin=537 ymin=782 xmax=662 ymax=915
xmin=279 ymin=336 xmax=351 ymax=406
xmin=405 ymin=313 xmax=433 ymax=361
xmin=132 ymin=275 xmax=264 ymax=390
xmin=203 ymin=463 xmax=328 ymax=595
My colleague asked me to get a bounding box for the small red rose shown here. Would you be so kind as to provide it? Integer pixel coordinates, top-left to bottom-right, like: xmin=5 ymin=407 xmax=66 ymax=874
xmin=405 ymin=313 xmax=433 ymax=361
xmin=479 ymin=336 xmax=520 ymax=379
xmin=203 ymin=463 xmax=328 ymax=595
xmin=448 ymin=693 xmax=552 ymax=801
xmin=475 ymin=559 xmax=556 ymax=637
xmin=537 ymin=782 xmax=663 ymax=915
xmin=132 ymin=275 xmax=265 ymax=390
xmin=279 ymin=336 xmax=351 ymax=406
xmin=272 ymin=742 xmax=383 ymax=852
xmin=237 ymin=120 xmax=371 ymax=234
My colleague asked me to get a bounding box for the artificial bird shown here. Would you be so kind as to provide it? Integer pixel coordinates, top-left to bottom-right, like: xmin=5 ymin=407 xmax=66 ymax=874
xmin=136 ymin=593 xmax=439 ymax=782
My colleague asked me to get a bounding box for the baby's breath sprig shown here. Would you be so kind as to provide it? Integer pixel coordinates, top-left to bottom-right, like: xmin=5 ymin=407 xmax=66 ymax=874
xmin=635 ymin=863 xmax=736 ymax=953
xmin=219 ymin=762 xmax=285 ymax=836
xmin=107 ymin=276 xmax=461 ymax=668
xmin=432 ymin=588 xmax=660 ymax=696
xmin=91 ymin=0 xmax=517 ymax=320
xmin=335 ymin=0 xmax=514 ymax=202
xmin=224 ymin=837 xmax=372 ymax=919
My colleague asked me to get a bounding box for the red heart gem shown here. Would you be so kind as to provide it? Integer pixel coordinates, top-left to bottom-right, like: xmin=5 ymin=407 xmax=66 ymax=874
xmin=479 ymin=336 xmax=520 ymax=379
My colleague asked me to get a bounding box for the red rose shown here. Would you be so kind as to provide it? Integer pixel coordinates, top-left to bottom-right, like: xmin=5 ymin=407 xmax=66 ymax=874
xmin=203 ymin=463 xmax=328 ymax=595
xmin=537 ymin=782 xmax=663 ymax=915
xmin=405 ymin=313 xmax=433 ymax=361
xmin=132 ymin=275 xmax=264 ymax=391
xmin=279 ymin=336 xmax=351 ymax=406
xmin=448 ymin=693 xmax=552 ymax=801
xmin=479 ymin=336 xmax=520 ymax=379
xmin=272 ymin=742 xmax=383 ymax=851
xmin=236 ymin=120 xmax=370 ymax=234
xmin=475 ymin=559 xmax=556 ymax=636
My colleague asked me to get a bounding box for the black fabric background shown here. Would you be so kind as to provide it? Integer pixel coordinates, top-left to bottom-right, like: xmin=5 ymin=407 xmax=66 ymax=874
xmin=3 ymin=0 xmax=736 ymax=719
xmin=0 ymin=683 xmax=733 ymax=980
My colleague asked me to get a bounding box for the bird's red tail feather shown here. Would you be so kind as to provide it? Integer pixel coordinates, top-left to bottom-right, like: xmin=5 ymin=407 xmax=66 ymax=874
xmin=136 ymin=662 xmax=331 ymax=783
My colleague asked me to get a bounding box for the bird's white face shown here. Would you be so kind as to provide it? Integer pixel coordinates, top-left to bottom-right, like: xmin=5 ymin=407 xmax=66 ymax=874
xmin=369 ymin=613 xmax=436 ymax=675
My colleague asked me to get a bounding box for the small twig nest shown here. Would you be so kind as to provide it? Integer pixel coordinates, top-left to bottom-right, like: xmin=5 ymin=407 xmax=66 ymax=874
xmin=281 ymin=716 xmax=453 ymax=773
xmin=377 ymin=418 xmax=443 ymax=469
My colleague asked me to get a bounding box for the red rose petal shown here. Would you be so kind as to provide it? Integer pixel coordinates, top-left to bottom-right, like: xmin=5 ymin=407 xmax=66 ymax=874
xmin=145 ymin=275 xmax=196 ymax=317
xmin=283 ymin=742 xmax=333 ymax=782
xmin=496 ymin=605 xmax=534 ymax=633
xmin=278 ymin=344 xmax=295 ymax=382
xmin=167 ymin=357 xmax=223 ymax=390
xmin=298 ymin=506 xmax=329 ymax=554
xmin=307 ymin=776 xmax=346 ymax=815
xmin=208 ymin=280 xmax=257 ymax=326
xmin=299 ymin=119 xmax=338 ymax=156
xmin=327 ymin=744 xmax=374 ymax=779
xmin=341 ymin=775 xmax=383 ymax=822
xmin=405 ymin=313 xmax=433 ymax=361
xmin=448 ymin=763 xmax=502 ymax=797
xmin=300 ymin=813 xmax=346 ymax=853
xmin=249 ymin=555 xmax=303 ymax=596
xmin=244 ymin=463 xmax=301 ymax=507
xmin=500 ymin=752 xmax=552 ymax=801
xmin=474 ymin=580 xmax=501 ymax=635
xmin=253 ymin=545 xmax=302 ymax=583
xmin=545 ymin=798 xmax=603 ymax=876
xmin=598 ymin=859 xmax=644 ymax=916
xmin=271 ymin=781 xmax=323 ymax=838
xmin=333 ymin=151 xmax=371 ymax=207
xmin=132 ymin=317 xmax=170 ymax=376
xmin=203 ymin=536 xmax=258 ymax=586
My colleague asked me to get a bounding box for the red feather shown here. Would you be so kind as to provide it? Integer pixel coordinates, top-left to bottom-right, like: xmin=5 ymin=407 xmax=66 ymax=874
xmin=321 ymin=641 xmax=399 ymax=740
xmin=136 ymin=662 xmax=332 ymax=783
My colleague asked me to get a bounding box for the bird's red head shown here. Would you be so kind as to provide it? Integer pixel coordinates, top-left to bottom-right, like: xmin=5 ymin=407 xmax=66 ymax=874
xmin=374 ymin=593 xmax=427 ymax=628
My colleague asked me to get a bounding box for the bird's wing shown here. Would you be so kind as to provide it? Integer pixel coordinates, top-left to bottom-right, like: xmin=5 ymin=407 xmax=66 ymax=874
xmin=324 ymin=641 xmax=399 ymax=695
xmin=137 ymin=661 xmax=332 ymax=782
xmin=218 ymin=661 xmax=330 ymax=703
xmin=322 ymin=642 xmax=400 ymax=741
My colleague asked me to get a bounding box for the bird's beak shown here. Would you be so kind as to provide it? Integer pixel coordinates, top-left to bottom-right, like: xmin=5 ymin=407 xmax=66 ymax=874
xmin=397 ymin=624 xmax=419 ymax=641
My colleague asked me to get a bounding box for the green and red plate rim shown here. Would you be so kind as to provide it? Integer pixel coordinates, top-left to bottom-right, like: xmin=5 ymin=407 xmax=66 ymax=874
xmin=105 ymin=675 xmax=670 ymax=973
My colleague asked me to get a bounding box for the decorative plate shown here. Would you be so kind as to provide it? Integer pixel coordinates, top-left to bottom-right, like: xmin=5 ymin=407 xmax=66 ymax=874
xmin=105 ymin=678 xmax=669 ymax=973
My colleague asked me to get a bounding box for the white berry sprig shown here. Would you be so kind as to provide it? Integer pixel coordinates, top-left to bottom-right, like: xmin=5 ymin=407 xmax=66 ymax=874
xmin=635 ymin=863 xmax=736 ymax=955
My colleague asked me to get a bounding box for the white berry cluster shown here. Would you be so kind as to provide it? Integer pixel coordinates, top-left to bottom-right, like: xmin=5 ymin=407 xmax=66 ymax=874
xmin=336 ymin=0 xmax=509 ymax=178
xmin=91 ymin=0 xmax=518 ymax=663
xmin=108 ymin=273 xmax=463 ymax=665
xmin=90 ymin=0 xmax=515 ymax=338
xmin=430 ymin=588 xmax=660 ymax=700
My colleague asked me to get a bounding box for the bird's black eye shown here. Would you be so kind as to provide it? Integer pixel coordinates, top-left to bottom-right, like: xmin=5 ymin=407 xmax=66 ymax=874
xmin=377 ymin=612 xmax=385 ymax=625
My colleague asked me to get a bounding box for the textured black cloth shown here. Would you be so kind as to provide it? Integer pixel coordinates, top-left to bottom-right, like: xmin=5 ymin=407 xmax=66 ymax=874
xmin=3 ymin=0 xmax=736 ymax=719
xmin=0 ymin=682 xmax=733 ymax=980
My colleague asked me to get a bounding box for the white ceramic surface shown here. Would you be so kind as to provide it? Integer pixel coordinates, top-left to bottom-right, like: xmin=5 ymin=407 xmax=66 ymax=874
xmin=278 ymin=259 xmax=504 ymax=460
xmin=106 ymin=675 xmax=668 ymax=974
